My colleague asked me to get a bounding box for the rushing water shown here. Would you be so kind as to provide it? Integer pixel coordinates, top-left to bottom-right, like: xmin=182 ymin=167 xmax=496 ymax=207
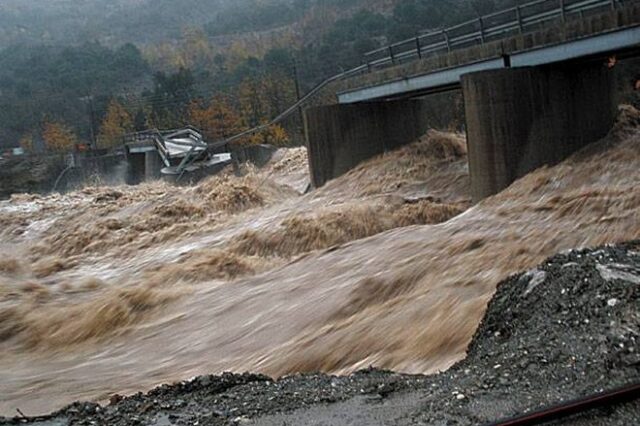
xmin=1 ymin=114 xmax=639 ymax=416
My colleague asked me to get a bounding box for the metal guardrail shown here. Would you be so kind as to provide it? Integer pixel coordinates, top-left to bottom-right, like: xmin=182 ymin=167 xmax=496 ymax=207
xmin=221 ymin=0 xmax=630 ymax=145
xmin=362 ymin=0 xmax=625 ymax=70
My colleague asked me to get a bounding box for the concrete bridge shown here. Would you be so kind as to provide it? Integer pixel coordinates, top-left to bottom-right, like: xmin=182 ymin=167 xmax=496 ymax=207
xmin=304 ymin=0 xmax=640 ymax=201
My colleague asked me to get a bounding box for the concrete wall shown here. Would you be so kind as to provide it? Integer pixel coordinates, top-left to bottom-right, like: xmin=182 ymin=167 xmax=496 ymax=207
xmin=1 ymin=152 xmax=129 ymax=198
xmin=0 ymin=155 xmax=66 ymax=199
xmin=67 ymin=152 xmax=126 ymax=188
xmin=231 ymin=144 xmax=278 ymax=168
xmin=145 ymin=151 xmax=164 ymax=181
xmin=125 ymin=152 xmax=146 ymax=185
xmin=462 ymin=63 xmax=616 ymax=201
xmin=304 ymin=99 xmax=431 ymax=188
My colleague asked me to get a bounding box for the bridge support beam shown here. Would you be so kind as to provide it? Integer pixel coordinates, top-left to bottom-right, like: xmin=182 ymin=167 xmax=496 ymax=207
xmin=145 ymin=151 xmax=164 ymax=181
xmin=462 ymin=64 xmax=615 ymax=202
xmin=305 ymin=99 xmax=431 ymax=188
xmin=125 ymin=152 xmax=146 ymax=185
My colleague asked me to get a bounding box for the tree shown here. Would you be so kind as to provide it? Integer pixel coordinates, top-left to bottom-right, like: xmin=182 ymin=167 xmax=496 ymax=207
xmin=42 ymin=120 xmax=77 ymax=152
xmin=188 ymin=95 xmax=243 ymax=141
xmin=262 ymin=72 xmax=297 ymax=119
xmin=150 ymin=68 xmax=195 ymax=128
xmin=133 ymin=108 xmax=149 ymax=131
xmin=238 ymin=76 xmax=268 ymax=128
xmin=248 ymin=124 xmax=290 ymax=147
xmin=179 ymin=27 xmax=213 ymax=69
xmin=97 ymin=99 xmax=134 ymax=148
xmin=226 ymin=40 xmax=253 ymax=72
xmin=236 ymin=70 xmax=298 ymax=141
xmin=264 ymin=48 xmax=294 ymax=74
xmin=470 ymin=0 xmax=499 ymax=16
xmin=390 ymin=1 xmax=446 ymax=40
xmin=19 ymin=133 xmax=34 ymax=153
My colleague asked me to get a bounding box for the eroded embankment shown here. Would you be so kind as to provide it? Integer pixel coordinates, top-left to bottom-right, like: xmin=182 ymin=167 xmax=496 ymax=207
xmin=1 ymin=109 xmax=639 ymax=416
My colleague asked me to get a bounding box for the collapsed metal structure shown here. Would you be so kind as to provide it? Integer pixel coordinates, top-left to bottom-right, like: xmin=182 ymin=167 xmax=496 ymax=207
xmin=124 ymin=126 xmax=232 ymax=180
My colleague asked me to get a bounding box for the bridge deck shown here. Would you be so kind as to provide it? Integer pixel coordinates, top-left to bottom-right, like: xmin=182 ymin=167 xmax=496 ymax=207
xmin=334 ymin=3 xmax=640 ymax=104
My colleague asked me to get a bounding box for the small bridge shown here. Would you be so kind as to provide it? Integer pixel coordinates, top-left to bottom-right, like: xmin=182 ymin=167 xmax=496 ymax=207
xmin=300 ymin=0 xmax=640 ymax=200
xmin=339 ymin=0 xmax=639 ymax=102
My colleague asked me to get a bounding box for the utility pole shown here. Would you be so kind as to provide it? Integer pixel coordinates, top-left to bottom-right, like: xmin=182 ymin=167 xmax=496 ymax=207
xmin=81 ymin=94 xmax=97 ymax=150
xmin=293 ymin=59 xmax=304 ymax=138
xmin=88 ymin=95 xmax=97 ymax=150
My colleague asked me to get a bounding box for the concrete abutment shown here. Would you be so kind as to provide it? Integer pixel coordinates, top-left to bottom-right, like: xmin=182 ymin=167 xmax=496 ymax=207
xmin=125 ymin=152 xmax=146 ymax=185
xmin=462 ymin=64 xmax=616 ymax=202
xmin=145 ymin=151 xmax=164 ymax=181
xmin=304 ymin=99 xmax=432 ymax=188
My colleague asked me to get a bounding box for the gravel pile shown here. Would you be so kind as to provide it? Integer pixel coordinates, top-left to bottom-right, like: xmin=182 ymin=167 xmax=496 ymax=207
xmin=2 ymin=242 xmax=639 ymax=425
xmin=407 ymin=240 xmax=640 ymax=425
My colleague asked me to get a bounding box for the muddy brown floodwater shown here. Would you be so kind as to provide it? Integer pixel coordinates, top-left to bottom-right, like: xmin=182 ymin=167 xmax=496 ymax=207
xmin=1 ymin=109 xmax=640 ymax=417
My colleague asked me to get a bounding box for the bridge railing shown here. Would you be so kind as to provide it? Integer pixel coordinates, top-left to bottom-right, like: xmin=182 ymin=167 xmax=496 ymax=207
xmin=362 ymin=0 xmax=624 ymax=71
xmin=218 ymin=0 xmax=628 ymax=146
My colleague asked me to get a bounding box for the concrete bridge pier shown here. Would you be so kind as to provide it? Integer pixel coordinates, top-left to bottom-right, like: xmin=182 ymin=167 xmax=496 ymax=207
xmin=125 ymin=152 xmax=146 ymax=185
xmin=461 ymin=64 xmax=616 ymax=202
xmin=145 ymin=151 xmax=164 ymax=181
xmin=305 ymin=99 xmax=431 ymax=188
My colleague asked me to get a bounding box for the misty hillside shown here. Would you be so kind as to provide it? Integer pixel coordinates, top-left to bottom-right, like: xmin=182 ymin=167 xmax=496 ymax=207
xmin=0 ymin=0 xmax=236 ymax=46
xmin=0 ymin=0 xmax=401 ymax=47
xmin=0 ymin=0 xmax=522 ymax=151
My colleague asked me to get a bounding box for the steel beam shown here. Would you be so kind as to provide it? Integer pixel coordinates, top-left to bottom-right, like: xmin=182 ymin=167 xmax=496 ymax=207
xmin=337 ymin=58 xmax=504 ymax=104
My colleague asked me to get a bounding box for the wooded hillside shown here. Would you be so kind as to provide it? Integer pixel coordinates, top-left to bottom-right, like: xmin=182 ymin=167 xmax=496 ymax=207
xmin=0 ymin=0 xmax=521 ymax=151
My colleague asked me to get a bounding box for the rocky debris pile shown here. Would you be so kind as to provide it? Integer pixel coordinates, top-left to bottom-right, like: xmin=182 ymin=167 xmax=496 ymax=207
xmin=409 ymin=240 xmax=640 ymax=425
xmin=2 ymin=242 xmax=639 ymax=425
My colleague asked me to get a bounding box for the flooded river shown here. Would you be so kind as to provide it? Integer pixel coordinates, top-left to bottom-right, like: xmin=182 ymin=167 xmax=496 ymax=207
xmin=1 ymin=111 xmax=639 ymax=416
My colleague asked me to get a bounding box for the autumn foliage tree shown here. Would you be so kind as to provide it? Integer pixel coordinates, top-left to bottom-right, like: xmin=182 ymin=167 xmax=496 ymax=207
xmin=19 ymin=134 xmax=34 ymax=153
xmin=179 ymin=27 xmax=214 ymax=70
xmin=248 ymin=124 xmax=290 ymax=147
xmin=42 ymin=120 xmax=77 ymax=152
xmin=238 ymin=73 xmax=296 ymax=127
xmin=263 ymin=72 xmax=297 ymax=118
xmin=238 ymin=77 xmax=267 ymax=128
xmin=98 ymin=100 xmax=134 ymax=148
xmin=188 ymin=95 xmax=243 ymax=141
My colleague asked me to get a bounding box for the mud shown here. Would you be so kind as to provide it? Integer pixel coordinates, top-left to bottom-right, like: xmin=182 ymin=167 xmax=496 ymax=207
xmin=0 ymin=108 xmax=639 ymax=417
xmin=2 ymin=242 xmax=638 ymax=425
